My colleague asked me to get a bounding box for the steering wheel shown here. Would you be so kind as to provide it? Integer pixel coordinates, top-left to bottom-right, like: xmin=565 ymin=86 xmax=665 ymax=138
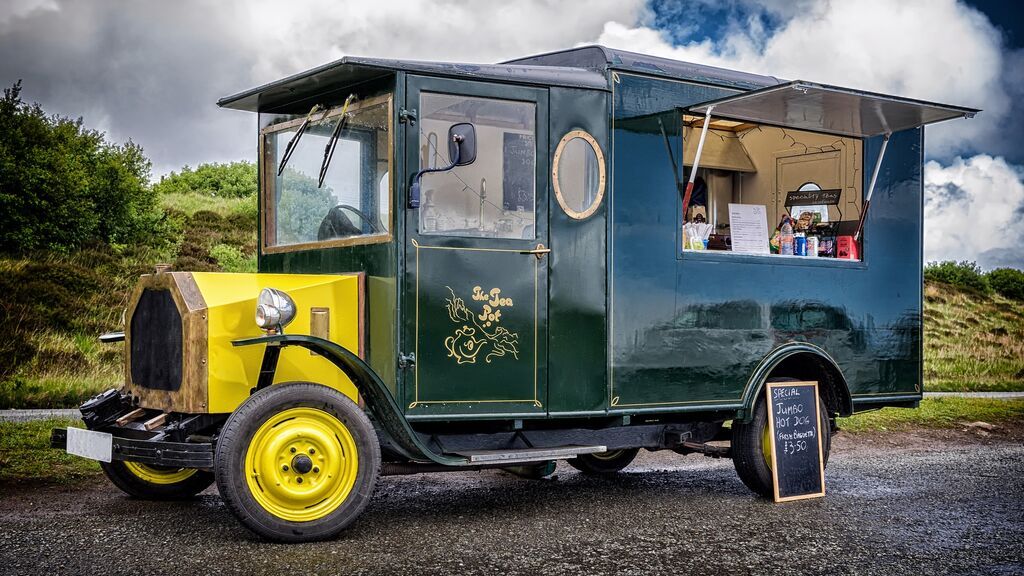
xmin=317 ymin=204 xmax=383 ymax=241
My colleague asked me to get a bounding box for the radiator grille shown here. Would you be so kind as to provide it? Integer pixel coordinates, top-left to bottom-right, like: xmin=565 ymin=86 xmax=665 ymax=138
xmin=129 ymin=288 xmax=183 ymax=391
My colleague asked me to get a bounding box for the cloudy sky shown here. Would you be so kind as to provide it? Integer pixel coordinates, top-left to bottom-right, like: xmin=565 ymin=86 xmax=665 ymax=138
xmin=2 ymin=0 xmax=1022 ymax=268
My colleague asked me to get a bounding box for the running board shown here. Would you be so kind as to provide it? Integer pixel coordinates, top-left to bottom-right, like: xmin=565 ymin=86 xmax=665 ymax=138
xmin=450 ymin=445 xmax=607 ymax=464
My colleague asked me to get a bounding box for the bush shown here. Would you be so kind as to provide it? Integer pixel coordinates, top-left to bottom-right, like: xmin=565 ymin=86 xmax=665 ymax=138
xmin=987 ymin=268 xmax=1024 ymax=301
xmin=172 ymin=255 xmax=219 ymax=272
xmin=924 ymin=261 xmax=990 ymax=294
xmin=210 ymin=243 xmax=256 ymax=273
xmin=0 ymin=81 xmax=161 ymax=254
xmin=153 ymin=161 xmax=257 ymax=199
xmin=229 ymin=194 xmax=258 ymax=228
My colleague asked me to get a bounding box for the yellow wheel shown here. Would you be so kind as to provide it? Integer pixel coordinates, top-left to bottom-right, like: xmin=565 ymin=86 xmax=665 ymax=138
xmin=215 ymin=383 xmax=380 ymax=543
xmin=101 ymin=460 xmax=213 ymax=500
xmin=568 ymin=448 xmax=640 ymax=475
xmin=124 ymin=462 xmax=198 ymax=484
xmin=243 ymin=407 xmax=359 ymax=522
xmin=762 ymin=424 xmax=773 ymax=470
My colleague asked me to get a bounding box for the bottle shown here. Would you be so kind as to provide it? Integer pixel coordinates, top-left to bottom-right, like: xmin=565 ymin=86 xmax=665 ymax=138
xmin=780 ymin=216 xmax=794 ymax=256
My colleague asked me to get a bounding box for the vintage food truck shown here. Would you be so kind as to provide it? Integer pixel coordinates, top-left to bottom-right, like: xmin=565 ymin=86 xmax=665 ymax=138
xmin=52 ymin=46 xmax=977 ymax=541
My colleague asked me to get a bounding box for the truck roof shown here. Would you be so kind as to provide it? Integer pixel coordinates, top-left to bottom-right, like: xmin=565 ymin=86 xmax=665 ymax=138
xmin=217 ymin=45 xmax=782 ymax=113
xmin=502 ymin=45 xmax=782 ymax=90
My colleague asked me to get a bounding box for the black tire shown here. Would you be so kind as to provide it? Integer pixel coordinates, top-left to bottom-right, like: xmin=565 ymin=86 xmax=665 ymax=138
xmin=732 ymin=379 xmax=832 ymax=498
xmin=100 ymin=461 xmax=214 ymax=500
xmin=214 ymin=383 xmax=380 ymax=543
xmin=567 ymin=448 xmax=640 ymax=475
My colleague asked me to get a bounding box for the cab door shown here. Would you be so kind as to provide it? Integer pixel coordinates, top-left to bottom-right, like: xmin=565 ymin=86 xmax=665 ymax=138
xmin=402 ymin=77 xmax=549 ymax=418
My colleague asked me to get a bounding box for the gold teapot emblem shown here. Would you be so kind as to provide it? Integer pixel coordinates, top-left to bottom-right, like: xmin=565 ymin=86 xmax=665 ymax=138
xmin=444 ymin=286 xmax=520 ymax=364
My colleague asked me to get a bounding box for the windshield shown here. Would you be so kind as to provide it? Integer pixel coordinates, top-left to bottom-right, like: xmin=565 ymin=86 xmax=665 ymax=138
xmin=261 ymin=95 xmax=391 ymax=251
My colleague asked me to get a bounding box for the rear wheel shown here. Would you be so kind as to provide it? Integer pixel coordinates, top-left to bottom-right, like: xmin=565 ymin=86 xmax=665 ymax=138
xmin=214 ymin=383 xmax=380 ymax=543
xmin=732 ymin=379 xmax=832 ymax=498
xmin=568 ymin=448 xmax=640 ymax=475
xmin=101 ymin=461 xmax=213 ymax=500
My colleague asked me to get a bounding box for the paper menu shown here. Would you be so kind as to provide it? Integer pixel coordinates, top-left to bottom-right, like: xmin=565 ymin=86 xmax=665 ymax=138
xmin=728 ymin=203 xmax=770 ymax=254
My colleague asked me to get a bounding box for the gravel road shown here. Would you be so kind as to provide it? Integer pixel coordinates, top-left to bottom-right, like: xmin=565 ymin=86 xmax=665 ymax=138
xmin=1 ymin=430 xmax=1022 ymax=576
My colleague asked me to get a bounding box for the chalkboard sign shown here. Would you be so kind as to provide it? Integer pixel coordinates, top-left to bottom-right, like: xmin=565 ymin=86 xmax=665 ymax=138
xmin=784 ymin=188 xmax=842 ymax=207
xmin=765 ymin=381 xmax=826 ymax=502
xmin=502 ymin=132 xmax=535 ymax=211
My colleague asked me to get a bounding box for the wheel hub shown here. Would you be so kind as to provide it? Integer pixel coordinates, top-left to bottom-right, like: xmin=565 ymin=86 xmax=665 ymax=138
xmin=292 ymin=453 xmax=314 ymax=474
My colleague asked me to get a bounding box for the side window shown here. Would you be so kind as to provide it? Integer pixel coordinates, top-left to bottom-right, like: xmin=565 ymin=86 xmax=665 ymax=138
xmin=553 ymin=130 xmax=605 ymax=219
xmin=680 ymin=115 xmax=863 ymax=260
xmin=418 ymin=93 xmax=536 ymax=239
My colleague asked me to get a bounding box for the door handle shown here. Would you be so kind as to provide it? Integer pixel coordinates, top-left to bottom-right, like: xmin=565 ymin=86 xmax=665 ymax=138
xmin=520 ymin=243 xmax=551 ymax=259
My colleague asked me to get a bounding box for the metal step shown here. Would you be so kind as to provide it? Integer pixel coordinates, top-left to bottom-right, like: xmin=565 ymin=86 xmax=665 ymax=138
xmin=450 ymin=444 xmax=607 ymax=464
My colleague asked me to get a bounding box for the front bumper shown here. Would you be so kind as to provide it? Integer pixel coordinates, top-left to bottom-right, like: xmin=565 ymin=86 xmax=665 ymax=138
xmin=50 ymin=388 xmax=217 ymax=468
xmin=50 ymin=428 xmax=214 ymax=468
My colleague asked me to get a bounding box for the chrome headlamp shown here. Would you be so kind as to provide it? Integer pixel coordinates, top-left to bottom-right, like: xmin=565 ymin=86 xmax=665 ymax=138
xmin=255 ymin=288 xmax=296 ymax=332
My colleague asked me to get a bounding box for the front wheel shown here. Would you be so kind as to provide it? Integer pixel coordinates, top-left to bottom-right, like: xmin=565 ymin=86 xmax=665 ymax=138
xmin=214 ymin=383 xmax=380 ymax=542
xmin=731 ymin=382 xmax=832 ymax=498
xmin=101 ymin=461 xmax=214 ymax=500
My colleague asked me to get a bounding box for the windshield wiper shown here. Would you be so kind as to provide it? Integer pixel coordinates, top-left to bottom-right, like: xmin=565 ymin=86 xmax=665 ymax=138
xmin=277 ymin=104 xmax=323 ymax=176
xmin=318 ymin=94 xmax=357 ymax=188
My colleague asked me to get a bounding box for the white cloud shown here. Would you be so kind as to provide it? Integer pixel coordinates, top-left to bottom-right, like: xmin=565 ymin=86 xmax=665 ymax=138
xmin=240 ymin=0 xmax=648 ymax=81
xmin=0 ymin=0 xmax=57 ymax=29
xmin=924 ymin=156 xmax=1024 ymax=269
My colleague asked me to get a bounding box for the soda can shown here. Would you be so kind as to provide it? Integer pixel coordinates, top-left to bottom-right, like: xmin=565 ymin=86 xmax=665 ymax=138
xmin=794 ymin=235 xmax=807 ymax=256
xmin=807 ymin=236 xmax=819 ymax=257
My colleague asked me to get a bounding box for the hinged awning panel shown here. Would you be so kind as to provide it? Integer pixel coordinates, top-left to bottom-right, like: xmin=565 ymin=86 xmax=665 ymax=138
xmin=688 ymin=81 xmax=979 ymax=138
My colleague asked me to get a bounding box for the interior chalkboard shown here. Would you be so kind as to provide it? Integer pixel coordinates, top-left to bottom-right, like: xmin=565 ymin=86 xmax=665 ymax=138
xmin=766 ymin=381 xmax=825 ymax=502
xmin=784 ymin=188 xmax=842 ymax=207
xmin=502 ymin=132 xmax=535 ymax=211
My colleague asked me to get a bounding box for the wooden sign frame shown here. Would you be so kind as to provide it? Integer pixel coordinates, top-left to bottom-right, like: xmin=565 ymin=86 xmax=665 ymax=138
xmin=765 ymin=380 xmax=826 ymax=503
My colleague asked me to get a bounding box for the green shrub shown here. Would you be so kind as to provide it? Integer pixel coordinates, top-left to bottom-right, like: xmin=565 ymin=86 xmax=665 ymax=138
xmin=923 ymin=261 xmax=990 ymax=293
xmin=0 ymin=81 xmax=161 ymax=254
xmin=229 ymin=194 xmax=258 ymax=228
xmin=210 ymin=243 xmax=257 ymax=273
xmin=988 ymin=268 xmax=1024 ymax=301
xmin=153 ymin=161 xmax=257 ymax=199
xmin=172 ymin=255 xmax=219 ymax=272
xmin=176 ymin=240 xmax=212 ymax=263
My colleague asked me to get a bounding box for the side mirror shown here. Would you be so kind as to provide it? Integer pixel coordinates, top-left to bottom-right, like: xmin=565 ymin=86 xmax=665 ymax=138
xmin=447 ymin=123 xmax=476 ymax=166
xmin=409 ymin=123 xmax=477 ymax=208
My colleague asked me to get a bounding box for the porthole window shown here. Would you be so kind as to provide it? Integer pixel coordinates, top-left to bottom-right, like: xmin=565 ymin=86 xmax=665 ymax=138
xmin=553 ymin=130 xmax=605 ymax=220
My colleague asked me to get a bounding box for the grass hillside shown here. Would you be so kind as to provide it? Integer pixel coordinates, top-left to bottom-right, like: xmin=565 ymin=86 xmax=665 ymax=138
xmin=924 ymin=281 xmax=1024 ymax=392
xmin=0 ymin=189 xmax=256 ymax=408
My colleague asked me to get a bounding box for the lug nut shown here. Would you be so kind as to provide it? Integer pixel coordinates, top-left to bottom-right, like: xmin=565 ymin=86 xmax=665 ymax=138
xmin=290 ymin=447 xmax=296 ymax=453
xmin=282 ymin=465 xmax=289 ymax=472
xmin=296 ymin=477 xmax=303 ymax=484
xmin=309 ymin=448 xmax=316 ymax=455
xmin=313 ymin=467 xmax=319 ymax=473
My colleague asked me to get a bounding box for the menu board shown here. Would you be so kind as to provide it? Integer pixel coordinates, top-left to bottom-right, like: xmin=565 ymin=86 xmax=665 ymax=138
xmin=728 ymin=203 xmax=770 ymax=254
xmin=502 ymin=132 xmax=535 ymax=211
xmin=765 ymin=381 xmax=826 ymax=502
